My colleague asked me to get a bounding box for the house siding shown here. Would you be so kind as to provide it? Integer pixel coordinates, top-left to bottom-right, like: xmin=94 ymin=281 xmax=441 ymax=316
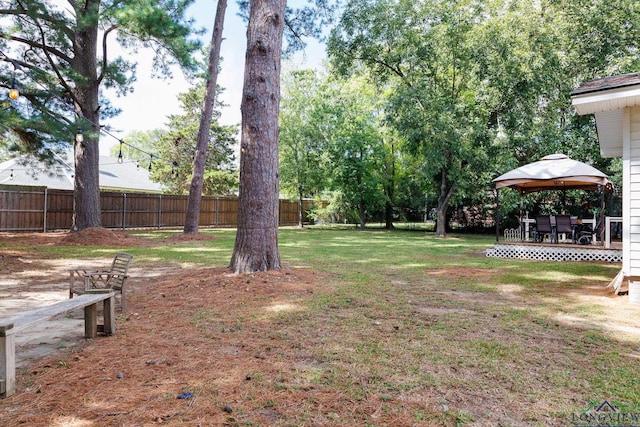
xmin=628 ymin=107 xmax=640 ymax=275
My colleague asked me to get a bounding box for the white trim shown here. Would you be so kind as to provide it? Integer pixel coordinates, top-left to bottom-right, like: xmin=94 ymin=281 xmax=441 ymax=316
xmin=572 ymin=85 xmax=640 ymax=115
xmin=595 ymin=110 xmax=624 ymax=157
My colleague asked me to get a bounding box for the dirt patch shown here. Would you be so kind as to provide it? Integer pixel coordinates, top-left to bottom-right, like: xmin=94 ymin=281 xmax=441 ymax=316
xmin=1 ymin=227 xmax=217 ymax=249
xmin=425 ymin=267 xmax=494 ymax=280
xmin=0 ymin=230 xmax=331 ymax=426
xmin=58 ymin=227 xmax=137 ymax=246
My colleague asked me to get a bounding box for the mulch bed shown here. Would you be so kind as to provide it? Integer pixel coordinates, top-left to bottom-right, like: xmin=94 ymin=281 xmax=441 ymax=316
xmin=2 ymin=264 xmax=335 ymax=426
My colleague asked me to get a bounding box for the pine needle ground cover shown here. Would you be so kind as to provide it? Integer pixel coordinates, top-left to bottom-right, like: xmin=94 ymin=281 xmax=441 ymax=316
xmin=0 ymin=227 xmax=638 ymax=426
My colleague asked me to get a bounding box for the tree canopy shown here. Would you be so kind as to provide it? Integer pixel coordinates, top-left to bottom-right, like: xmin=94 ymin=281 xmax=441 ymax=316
xmin=1 ymin=0 xmax=202 ymax=230
xmin=313 ymin=0 xmax=640 ymax=233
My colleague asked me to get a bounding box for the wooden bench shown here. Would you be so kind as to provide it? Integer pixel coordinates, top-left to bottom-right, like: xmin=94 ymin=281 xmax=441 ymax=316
xmin=69 ymin=253 xmax=133 ymax=311
xmin=0 ymin=290 xmax=116 ymax=398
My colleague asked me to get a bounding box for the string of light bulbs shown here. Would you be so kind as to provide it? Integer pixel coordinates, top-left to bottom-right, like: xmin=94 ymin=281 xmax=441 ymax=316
xmin=75 ymin=114 xmax=179 ymax=173
xmin=3 ymin=51 xmax=179 ymax=175
xmin=1 ymin=50 xmax=21 ymax=101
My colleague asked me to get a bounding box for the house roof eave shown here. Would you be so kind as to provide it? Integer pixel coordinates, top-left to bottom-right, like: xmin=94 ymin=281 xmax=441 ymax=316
xmin=571 ymin=73 xmax=640 ymax=158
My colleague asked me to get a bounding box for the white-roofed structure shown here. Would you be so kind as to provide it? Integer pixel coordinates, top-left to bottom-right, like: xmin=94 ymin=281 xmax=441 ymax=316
xmin=492 ymin=153 xmax=612 ymax=249
xmin=493 ymin=153 xmax=613 ymax=194
xmin=571 ymin=73 xmax=640 ymax=158
xmin=0 ymin=151 xmax=163 ymax=193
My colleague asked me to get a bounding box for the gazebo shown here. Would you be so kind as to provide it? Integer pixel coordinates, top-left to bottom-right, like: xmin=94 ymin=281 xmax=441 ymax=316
xmin=493 ymin=153 xmax=612 ymax=194
xmin=493 ymin=154 xmax=613 ymax=242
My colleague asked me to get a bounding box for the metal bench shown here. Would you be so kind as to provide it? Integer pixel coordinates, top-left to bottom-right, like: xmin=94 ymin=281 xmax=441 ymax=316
xmin=0 ymin=290 xmax=116 ymax=398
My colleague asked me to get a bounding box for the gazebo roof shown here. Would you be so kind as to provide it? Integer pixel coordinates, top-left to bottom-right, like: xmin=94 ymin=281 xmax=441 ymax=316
xmin=493 ymin=154 xmax=612 ymax=194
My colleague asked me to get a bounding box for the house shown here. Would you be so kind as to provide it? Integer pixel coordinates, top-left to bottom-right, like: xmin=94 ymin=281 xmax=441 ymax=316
xmin=0 ymin=150 xmax=163 ymax=193
xmin=572 ymin=72 xmax=640 ymax=303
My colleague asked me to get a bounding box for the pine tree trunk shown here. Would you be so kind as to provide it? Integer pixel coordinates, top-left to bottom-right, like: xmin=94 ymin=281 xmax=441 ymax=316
xmin=72 ymin=120 xmax=101 ymax=231
xmin=230 ymin=0 xmax=286 ymax=273
xmin=71 ymin=4 xmax=101 ymax=232
xmin=184 ymin=0 xmax=227 ymax=234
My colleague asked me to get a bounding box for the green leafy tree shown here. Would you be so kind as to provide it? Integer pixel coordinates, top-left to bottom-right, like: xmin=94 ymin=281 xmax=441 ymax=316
xmin=280 ymin=67 xmax=399 ymax=229
xmin=1 ymin=0 xmax=201 ymax=230
xmin=323 ymin=73 xmax=387 ymax=229
xmin=279 ymin=68 xmax=330 ymax=227
xmin=329 ymin=0 xmax=640 ymax=235
xmin=331 ymin=0 xmax=496 ymax=236
xmin=118 ymin=85 xmax=238 ymax=196
xmin=151 ymin=118 xmax=237 ymax=197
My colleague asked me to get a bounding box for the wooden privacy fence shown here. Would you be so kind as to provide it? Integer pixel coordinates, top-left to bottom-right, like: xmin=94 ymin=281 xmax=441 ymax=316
xmin=0 ymin=185 xmax=313 ymax=232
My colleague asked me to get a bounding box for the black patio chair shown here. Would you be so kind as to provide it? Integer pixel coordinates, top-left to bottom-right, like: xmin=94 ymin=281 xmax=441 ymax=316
xmin=577 ymin=217 xmax=604 ymax=245
xmin=555 ymin=215 xmax=574 ymax=243
xmin=534 ymin=215 xmax=555 ymax=243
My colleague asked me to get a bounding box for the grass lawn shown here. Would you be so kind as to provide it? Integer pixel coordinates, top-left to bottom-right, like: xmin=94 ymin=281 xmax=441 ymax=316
xmin=1 ymin=226 xmax=638 ymax=426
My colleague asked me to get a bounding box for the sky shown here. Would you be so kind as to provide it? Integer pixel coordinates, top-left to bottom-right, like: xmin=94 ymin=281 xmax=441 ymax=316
xmin=100 ymin=0 xmax=327 ymax=149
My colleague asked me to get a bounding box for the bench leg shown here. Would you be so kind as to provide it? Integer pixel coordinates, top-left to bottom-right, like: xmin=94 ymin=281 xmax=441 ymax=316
xmin=69 ymin=270 xmax=74 ymax=299
xmin=103 ymin=295 xmax=116 ymax=336
xmin=121 ymin=286 xmax=126 ymax=312
xmin=0 ymin=324 xmax=16 ymax=398
xmin=84 ymin=304 xmax=98 ymax=339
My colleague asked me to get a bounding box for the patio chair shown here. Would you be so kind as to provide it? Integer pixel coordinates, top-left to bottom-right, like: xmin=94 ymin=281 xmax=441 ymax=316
xmin=577 ymin=217 xmax=604 ymax=246
xmin=533 ymin=215 xmax=555 ymax=243
xmin=69 ymin=253 xmax=133 ymax=311
xmin=555 ymin=215 xmax=574 ymax=243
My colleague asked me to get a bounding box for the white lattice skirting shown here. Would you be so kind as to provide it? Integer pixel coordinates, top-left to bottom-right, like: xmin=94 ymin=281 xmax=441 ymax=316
xmin=486 ymin=244 xmax=622 ymax=262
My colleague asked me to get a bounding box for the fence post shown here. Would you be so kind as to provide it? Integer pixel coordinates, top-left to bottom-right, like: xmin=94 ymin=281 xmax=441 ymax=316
xmin=158 ymin=194 xmax=162 ymax=229
xmin=43 ymin=188 xmax=48 ymax=232
xmin=215 ymin=197 xmax=219 ymax=227
xmin=122 ymin=193 xmax=127 ymax=230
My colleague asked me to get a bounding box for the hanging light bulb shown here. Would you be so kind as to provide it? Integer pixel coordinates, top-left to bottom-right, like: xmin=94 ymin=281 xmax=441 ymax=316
xmin=148 ymin=155 xmax=153 ymax=171
xmin=8 ymin=77 xmax=18 ymax=100
xmin=9 ymin=169 xmax=14 ymax=180
xmin=75 ymin=128 xmax=83 ymax=143
xmin=117 ymin=140 xmax=124 ymax=164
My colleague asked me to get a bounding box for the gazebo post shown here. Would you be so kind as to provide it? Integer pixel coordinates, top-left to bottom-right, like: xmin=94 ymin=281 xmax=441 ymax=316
xmin=519 ymin=196 xmax=524 ymax=241
xmin=599 ymin=184 xmax=606 ymax=244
